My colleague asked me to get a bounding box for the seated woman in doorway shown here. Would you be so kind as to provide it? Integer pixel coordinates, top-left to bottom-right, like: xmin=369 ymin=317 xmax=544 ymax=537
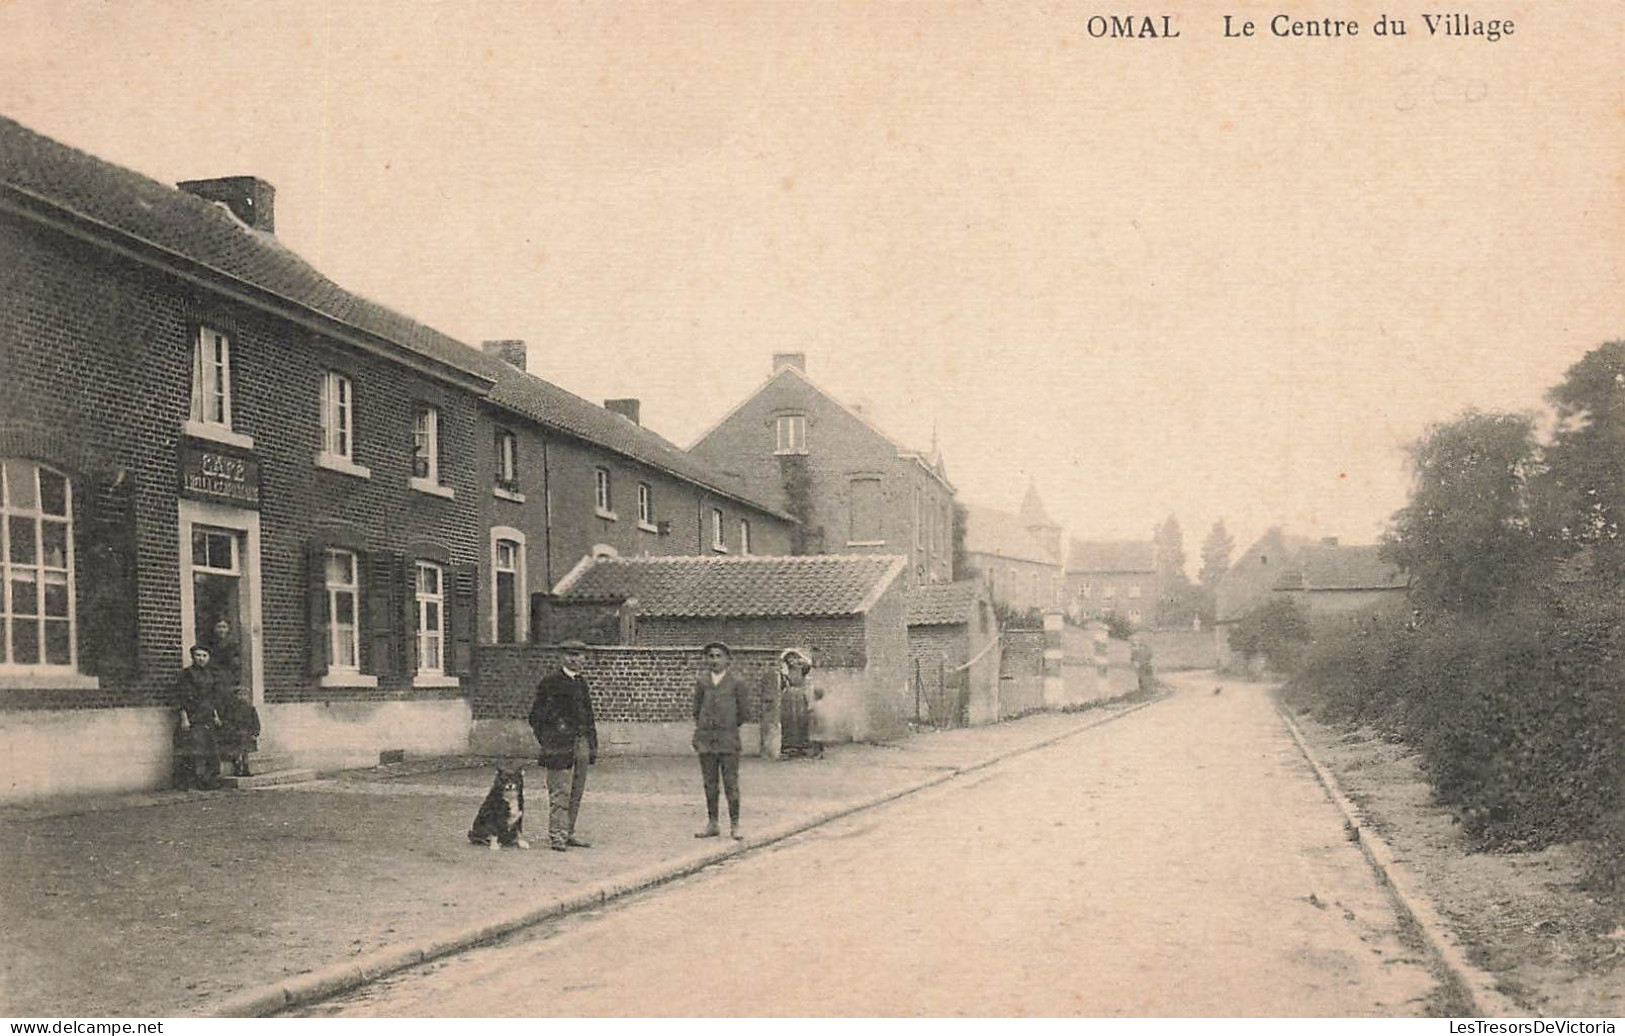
xmin=175 ymin=645 xmax=224 ymax=790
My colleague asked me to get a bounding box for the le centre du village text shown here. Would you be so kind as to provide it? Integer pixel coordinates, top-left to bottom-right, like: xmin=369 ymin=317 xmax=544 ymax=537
xmin=1085 ymin=13 xmax=1515 ymax=41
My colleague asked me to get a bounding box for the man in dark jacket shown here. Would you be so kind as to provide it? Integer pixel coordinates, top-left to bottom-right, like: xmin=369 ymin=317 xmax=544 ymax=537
xmin=528 ymin=640 xmax=599 ymax=852
xmin=692 ymin=641 xmax=751 ymax=841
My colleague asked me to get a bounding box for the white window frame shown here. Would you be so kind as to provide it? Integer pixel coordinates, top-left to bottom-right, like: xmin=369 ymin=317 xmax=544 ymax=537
xmin=594 ymin=468 xmax=616 ymax=520
xmin=317 ymin=371 xmax=370 ymax=478
xmin=414 ymin=560 xmax=446 ymax=679
xmin=409 ymin=406 xmax=453 ymax=498
xmin=490 ymin=527 xmax=528 ymax=644
xmin=711 ymin=507 xmax=727 ymax=553
xmin=185 ymin=326 xmax=253 ymax=449
xmin=326 ymin=549 xmax=361 ymax=673
xmin=1129 ymin=584 xmax=1142 ymax=599
xmin=493 ymin=430 xmax=523 ymax=501
xmin=774 ymin=414 xmax=807 ymax=455
xmin=637 ymin=483 xmax=656 ymax=532
xmin=0 ymin=461 xmax=88 ymax=685
xmin=739 ymin=518 xmax=751 ymax=555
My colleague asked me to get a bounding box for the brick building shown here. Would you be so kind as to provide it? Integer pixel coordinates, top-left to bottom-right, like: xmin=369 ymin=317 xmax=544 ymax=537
xmin=1212 ymin=527 xmax=1315 ymax=670
xmin=0 ymin=116 xmax=492 ymax=798
xmin=961 ymin=487 xmax=1065 ymax=614
xmin=546 ymin=552 xmax=912 ymax=743
xmin=688 ymin=354 xmax=955 ymax=587
xmin=1271 ymin=540 xmax=1408 ymax=617
xmin=905 ymin=580 xmax=1000 ymax=726
xmin=471 ymin=343 xmax=794 ymax=648
xmin=0 ymin=117 xmax=801 ymax=801
xmin=1064 ymin=538 xmax=1158 ymax=627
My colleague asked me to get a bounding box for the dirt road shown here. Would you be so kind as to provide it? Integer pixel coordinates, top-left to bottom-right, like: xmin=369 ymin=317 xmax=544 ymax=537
xmin=308 ymin=674 xmax=1443 ymax=1016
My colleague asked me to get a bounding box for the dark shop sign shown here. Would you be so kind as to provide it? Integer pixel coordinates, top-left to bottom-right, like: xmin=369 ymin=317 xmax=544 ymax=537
xmin=179 ymin=439 xmax=261 ymax=508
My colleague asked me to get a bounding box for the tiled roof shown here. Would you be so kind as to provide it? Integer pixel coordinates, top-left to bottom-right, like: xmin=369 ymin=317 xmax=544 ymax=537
xmin=0 ymin=115 xmax=489 ymax=382
xmin=1066 ymin=539 xmax=1157 ymax=574
xmin=481 ymin=361 xmax=793 ymax=521
xmin=1274 ymin=544 xmax=1408 ymax=593
xmin=1214 ymin=528 xmax=1315 ymax=622
xmin=906 ymin=581 xmax=982 ymax=626
xmin=554 ymin=554 xmax=907 ymax=618
xmin=0 ymin=115 xmax=790 ymax=521
xmin=962 ymin=505 xmax=1060 ymax=565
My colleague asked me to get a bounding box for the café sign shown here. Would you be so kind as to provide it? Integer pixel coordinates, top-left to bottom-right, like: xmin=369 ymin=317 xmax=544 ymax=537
xmin=179 ymin=440 xmax=260 ymax=508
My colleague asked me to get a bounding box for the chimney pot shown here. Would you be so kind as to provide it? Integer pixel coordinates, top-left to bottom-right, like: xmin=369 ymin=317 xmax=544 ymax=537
xmin=177 ymin=176 xmax=276 ymax=234
xmin=772 ymin=352 xmax=806 ymax=375
xmin=604 ymin=398 xmax=641 ymax=425
xmin=482 ymin=340 xmax=528 ymax=371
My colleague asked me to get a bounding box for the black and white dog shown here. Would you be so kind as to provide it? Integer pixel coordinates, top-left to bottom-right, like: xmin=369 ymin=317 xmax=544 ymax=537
xmin=467 ymin=766 xmax=530 ymax=850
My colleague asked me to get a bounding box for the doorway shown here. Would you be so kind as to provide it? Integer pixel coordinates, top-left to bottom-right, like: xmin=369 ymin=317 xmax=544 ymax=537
xmin=178 ymin=500 xmax=263 ymax=703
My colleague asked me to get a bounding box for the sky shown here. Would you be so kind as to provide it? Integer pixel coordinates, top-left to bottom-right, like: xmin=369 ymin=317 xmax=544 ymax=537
xmin=1 ymin=1 xmax=1620 ymax=563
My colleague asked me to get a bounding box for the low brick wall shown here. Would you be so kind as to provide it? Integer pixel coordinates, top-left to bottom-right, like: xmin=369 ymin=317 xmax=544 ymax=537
xmin=472 ymin=643 xmax=781 ymax=723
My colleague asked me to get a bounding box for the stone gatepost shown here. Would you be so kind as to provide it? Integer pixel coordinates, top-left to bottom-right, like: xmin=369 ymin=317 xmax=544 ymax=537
xmin=1042 ymin=610 xmax=1067 ymax=708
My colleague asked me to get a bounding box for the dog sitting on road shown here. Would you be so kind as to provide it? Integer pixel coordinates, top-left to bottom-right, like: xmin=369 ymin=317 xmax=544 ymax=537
xmin=467 ymin=766 xmax=530 ymax=850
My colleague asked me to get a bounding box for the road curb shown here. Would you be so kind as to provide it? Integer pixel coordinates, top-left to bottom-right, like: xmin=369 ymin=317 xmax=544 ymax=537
xmin=1274 ymin=701 xmax=1525 ymax=1018
xmin=210 ymin=697 xmax=1157 ymax=1017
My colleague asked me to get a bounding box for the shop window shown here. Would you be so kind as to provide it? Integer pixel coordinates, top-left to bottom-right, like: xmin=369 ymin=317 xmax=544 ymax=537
xmin=1 ymin=461 xmax=75 ymax=673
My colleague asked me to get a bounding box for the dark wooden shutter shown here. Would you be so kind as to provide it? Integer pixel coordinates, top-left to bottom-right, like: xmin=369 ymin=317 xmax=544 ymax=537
xmin=396 ymin=554 xmax=417 ymax=678
xmin=306 ymin=541 xmax=329 ymax=676
xmin=449 ymin=562 xmax=477 ymax=675
xmin=363 ymin=551 xmax=396 ymax=677
xmin=76 ymin=470 xmax=138 ymax=677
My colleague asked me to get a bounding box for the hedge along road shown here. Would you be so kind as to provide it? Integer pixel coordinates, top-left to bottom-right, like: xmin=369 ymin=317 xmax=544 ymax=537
xmin=306 ymin=672 xmax=1444 ymax=1016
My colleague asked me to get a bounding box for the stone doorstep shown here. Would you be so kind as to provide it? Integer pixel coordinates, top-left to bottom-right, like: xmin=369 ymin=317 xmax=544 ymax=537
xmin=241 ymin=752 xmax=294 ymax=775
xmin=218 ymin=769 xmax=318 ymax=790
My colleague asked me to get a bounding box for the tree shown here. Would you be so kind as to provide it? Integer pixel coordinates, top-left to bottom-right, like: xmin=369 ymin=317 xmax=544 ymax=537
xmin=1382 ymin=408 xmax=1539 ymax=615
xmin=1227 ymin=595 xmax=1311 ymax=673
xmin=1534 ymin=340 xmax=1625 ymax=577
xmin=1199 ymin=520 xmax=1235 ymax=589
xmin=1153 ymin=514 xmax=1195 ymax=628
xmin=1154 ymin=514 xmax=1186 ymax=582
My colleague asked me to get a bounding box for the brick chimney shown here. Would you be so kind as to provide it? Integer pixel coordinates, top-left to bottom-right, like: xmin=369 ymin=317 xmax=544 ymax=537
xmin=772 ymin=352 xmax=806 ymax=374
xmin=177 ymin=176 xmax=276 ymax=233
xmin=604 ymin=398 xmax=641 ymax=425
xmin=482 ymin=340 xmax=528 ymax=371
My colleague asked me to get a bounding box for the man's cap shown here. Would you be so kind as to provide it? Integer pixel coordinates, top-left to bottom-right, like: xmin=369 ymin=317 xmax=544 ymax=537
xmin=702 ymin=641 xmax=732 ymax=656
xmin=559 ymin=639 xmax=589 ymax=651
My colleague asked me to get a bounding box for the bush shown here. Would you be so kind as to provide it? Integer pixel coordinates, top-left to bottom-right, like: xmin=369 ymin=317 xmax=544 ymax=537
xmin=1284 ymin=592 xmax=1625 ymax=850
xmin=1227 ymin=596 xmax=1311 ymax=674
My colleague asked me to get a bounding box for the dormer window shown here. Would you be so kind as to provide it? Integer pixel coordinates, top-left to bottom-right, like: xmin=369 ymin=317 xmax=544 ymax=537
xmin=775 ymin=414 xmax=807 ymax=455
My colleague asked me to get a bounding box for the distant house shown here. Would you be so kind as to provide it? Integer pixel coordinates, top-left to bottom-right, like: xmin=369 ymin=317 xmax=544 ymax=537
xmin=906 ymin=580 xmax=1000 ymax=726
xmin=688 ymin=353 xmax=955 ymax=587
xmin=1272 ymin=540 xmax=1408 ymax=616
xmin=1065 ymin=539 xmax=1157 ymax=628
xmin=962 ymin=484 xmax=1065 ymax=614
xmin=551 ymin=552 xmax=911 ymax=740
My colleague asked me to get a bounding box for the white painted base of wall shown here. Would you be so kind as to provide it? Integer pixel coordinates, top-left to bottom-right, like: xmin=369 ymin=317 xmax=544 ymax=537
xmin=470 ymin=719 xmax=776 ymax=759
xmin=259 ymin=700 xmax=472 ymax=773
xmin=0 ymin=707 xmax=175 ymax=804
xmin=0 ymin=700 xmax=474 ymax=804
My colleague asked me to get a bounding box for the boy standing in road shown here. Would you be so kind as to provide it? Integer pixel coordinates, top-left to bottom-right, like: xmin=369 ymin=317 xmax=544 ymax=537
xmin=692 ymin=641 xmax=750 ymax=841
xmin=529 ymin=640 xmax=599 ymax=852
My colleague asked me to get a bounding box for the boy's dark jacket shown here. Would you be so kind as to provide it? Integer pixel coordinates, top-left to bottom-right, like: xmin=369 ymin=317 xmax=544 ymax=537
xmin=528 ymin=669 xmax=599 ymax=769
